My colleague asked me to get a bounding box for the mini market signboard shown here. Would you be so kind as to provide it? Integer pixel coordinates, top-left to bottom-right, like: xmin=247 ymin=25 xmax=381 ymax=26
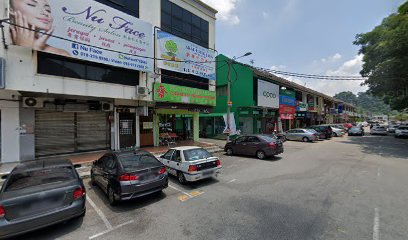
xmin=154 ymin=83 xmax=216 ymax=106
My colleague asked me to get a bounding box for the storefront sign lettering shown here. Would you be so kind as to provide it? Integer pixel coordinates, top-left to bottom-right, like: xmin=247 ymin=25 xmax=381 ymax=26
xmin=257 ymin=79 xmax=279 ymax=108
xmin=154 ymin=83 xmax=216 ymax=106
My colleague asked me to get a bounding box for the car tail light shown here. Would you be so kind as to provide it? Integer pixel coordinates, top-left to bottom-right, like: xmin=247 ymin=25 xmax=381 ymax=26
xmin=268 ymin=142 xmax=277 ymax=149
xmin=118 ymin=174 xmax=139 ymax=181
xmin=188 ymin=165 xmax=198 ymax=172
xmin=158 ymin=167 xmax=167 ymax=175
xmin=73 ymin=187 xmax=86 ymax=200
xmin=216 ymin=159 xmax=222 ymax=167
xmin=0 ymin=205 xmax=5 ymax=218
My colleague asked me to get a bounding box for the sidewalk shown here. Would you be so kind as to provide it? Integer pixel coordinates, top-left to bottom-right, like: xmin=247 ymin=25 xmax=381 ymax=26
xmin=199 ymin=138 xmax=227 ymax=148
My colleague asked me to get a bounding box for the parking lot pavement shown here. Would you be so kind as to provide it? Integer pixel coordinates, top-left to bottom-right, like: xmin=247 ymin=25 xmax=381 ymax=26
xmin=18 ymin=135 xmax=408 ymax=240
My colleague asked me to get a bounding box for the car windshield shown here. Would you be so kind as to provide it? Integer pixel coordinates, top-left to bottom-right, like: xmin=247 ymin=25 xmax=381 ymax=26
xmin=119 ymin=154 xmax=161 ymax=171
xmin=306 ymin=129 xmax=317 ymax=133
xmin=350 ymin=127 xmax=360 ymax=130
xmin=398 ymin=126 xmax=408 ymax=130
xmin=4 ymin=167 xmax=76 ymax=192
xmin=184 ymin=148 xmax=212 ymax=161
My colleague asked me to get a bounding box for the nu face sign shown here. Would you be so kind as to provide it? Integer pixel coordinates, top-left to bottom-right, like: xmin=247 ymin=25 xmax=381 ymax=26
xmin=257 ymin=79 xmax=279 ymax=108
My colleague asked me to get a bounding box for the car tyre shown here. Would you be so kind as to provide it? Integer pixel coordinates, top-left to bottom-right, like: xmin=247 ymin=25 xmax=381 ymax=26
xmin=302 ymin=137 xmax=310 ymax=142
xmin=333 ymin=132 xmax=338 ymax=137
xmin=177 ymin=171 xmax=187 ymax=185
xmin=226 ymin=148 xmax=233 ymax=156
xmin=256 ymin=150 xmax=266 ymax=160
xmin=108 ymin=186 xmax=118 ymax=206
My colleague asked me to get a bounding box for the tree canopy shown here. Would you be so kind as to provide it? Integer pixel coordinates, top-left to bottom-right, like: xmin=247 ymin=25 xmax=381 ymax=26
xmin=354 ymin=2 xmax=408 ymax=110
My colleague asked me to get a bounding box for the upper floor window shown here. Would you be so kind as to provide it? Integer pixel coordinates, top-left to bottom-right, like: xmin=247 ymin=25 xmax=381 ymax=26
xmin=161 ymin=0 xmax=209 ymax=48
xmin=37 ymin=52 xmax=140 ymax=86
xmin=161 ymin=70 xmax=209 ymax=90
xmin=95 ymin=0 xmax=139 ymax=18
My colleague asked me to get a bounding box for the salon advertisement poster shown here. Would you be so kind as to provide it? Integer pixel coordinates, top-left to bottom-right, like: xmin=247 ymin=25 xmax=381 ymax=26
xmin=8 ymin=0 xmax=154 ymax=72
xmin=156 ymin=30 xmax=216 ymax=80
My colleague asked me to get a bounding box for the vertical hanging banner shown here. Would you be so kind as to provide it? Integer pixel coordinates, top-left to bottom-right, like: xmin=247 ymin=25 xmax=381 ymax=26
xmin=156 ymin=30 xmax=216 ymax=80
xmin=8 ymin=0 xmax=154 ymax=72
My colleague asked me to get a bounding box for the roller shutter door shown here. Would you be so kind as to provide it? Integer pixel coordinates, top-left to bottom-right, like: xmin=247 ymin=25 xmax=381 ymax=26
xmin=35 ymin=111 xmax=110 ymax=157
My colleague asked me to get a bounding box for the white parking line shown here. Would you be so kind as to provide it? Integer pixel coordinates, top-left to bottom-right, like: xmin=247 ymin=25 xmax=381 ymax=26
xmin=377 ymin=168 xmax=381 ymax=177
xmin=228 ymin=179 xmax=237 ymax=183
xmin=89 ymin=220 xmax=134 ymax=239
xmin=168 ymin=184 xmax=193 ymax=197
xmin=86 ymin=195 xmax=113 ymax=230
xmin=373 ymin=208 xmax=380 ymax=240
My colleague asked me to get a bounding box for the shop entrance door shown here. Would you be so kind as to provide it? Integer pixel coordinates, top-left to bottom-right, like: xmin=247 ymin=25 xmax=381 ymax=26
xmin=119 ymin=113 xmax=136 ymax=149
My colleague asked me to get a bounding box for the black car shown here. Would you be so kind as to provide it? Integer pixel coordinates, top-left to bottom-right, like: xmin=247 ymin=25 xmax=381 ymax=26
xmin=310 ymin=125 xmax=333 ymax=139
xmin=91 ymin=150 xmax=168 ymax=206
xmin=348 ymin=126 xmax=364 ymax=136
xmin=0 ymin=159 xmax=86 ymax=239
xmin=224 ymin=135 xmax=284 ymax=160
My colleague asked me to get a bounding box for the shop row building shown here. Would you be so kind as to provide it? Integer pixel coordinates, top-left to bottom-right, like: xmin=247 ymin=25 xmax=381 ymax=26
xmin=199 ymin=55 xmax=359 ymax=139
xmin=0 ymin=0 xmax=358 ymax=163
xmin=0 ymin=0 xmax=218 ymax=163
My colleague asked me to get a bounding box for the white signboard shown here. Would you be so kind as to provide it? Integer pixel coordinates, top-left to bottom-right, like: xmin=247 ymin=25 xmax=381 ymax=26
xmin=8 ymin=0 xmax=154 ymax=72
xmin=156 ymin=30 xmax=216 ymax=80
xmin=257 ymin=79 xmax=279 ymax=108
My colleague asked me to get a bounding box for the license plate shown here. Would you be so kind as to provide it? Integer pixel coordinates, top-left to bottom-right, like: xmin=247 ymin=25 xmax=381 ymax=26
xmin=203 ymin=171 xmax=213 ymax=176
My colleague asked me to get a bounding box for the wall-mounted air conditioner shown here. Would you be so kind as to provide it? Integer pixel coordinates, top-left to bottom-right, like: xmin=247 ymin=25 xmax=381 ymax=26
xmin=101 ymin=102 xmax=114 ymax=111
xmin=136 ymin=86 xmax=148 ymax=96
xmin=22 ymin=97 xmax=44 ymax=108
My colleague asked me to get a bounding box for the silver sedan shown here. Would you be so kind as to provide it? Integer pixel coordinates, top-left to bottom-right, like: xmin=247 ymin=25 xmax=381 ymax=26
xmin=284 ymin=129 xmax=318 ymax=142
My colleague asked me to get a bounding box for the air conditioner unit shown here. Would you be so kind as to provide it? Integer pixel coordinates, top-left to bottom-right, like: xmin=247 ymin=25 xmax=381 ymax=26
xmin=136 ymin=86 xmax=148 ymax=96
xmin=22 ymin=97 xmax=44 ymax=108
xmin=101 ymin=102 xmax=114 ymax=111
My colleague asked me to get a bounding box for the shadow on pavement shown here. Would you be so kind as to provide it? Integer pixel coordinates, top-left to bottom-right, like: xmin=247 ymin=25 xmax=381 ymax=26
xmin=343 ymin=134 xmax=408 ymax=159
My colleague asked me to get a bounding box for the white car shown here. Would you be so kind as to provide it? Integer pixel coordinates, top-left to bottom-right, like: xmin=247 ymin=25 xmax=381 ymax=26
xmin=370 ymin=126 xmax=388 ymax=135
xmin=158 ymin=147 xmax=222 ymax=184
xmin=331 ymin=127 xmax=344 ymax=137
xmin=395 ymin=125 xmax=408 ymax=138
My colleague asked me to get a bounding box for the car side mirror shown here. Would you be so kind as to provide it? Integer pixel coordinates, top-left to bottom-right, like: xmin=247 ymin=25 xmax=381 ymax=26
xmin=74 ymin=164 xmax=82 ymax=169
xmin=1 ymin=174 xmax=8 ymax=180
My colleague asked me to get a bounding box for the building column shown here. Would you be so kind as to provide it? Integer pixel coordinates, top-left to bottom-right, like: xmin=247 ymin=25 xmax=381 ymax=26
xmin=1 ymin=100 xmax=20 ymax=163
xmin=153 ymin=112 xmax=159 ymax=147
xmin=135 ymin=115 xmax=140 ymax=148
xmin=193 ymin=112 xmax=199 ymax=142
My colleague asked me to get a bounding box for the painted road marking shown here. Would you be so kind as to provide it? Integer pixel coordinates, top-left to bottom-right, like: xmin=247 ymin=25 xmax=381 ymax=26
xmin=190 ymin=190 xmax=204 ymax=197
xmin=377 ymin=167 xmax=381 ymax=177
xmin=373 ymin=208 xmax=380 ymax=240
xmin=228 ymin=179 xmax=237 ymax=183
xmin=89 ymin=220 xmax=134 ymax=239
xmin=178 ymin=195 xmax=190 ymax=202
xmin=86 ymin=195 xmax=113 ymax=230
xmin=169 ymin=184 xmax=205 ymax=202
xmin=168 ymin=184 xmax=193 ymax=197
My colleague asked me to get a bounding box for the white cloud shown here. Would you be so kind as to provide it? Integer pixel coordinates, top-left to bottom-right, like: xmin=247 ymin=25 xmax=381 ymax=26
xmin=201 ymin=0 xmax=240 ymax=25
xmin=319 ymin=53 xmax=342 ymax=63
xmin=270 ymin=65 xmax=287 ymax=71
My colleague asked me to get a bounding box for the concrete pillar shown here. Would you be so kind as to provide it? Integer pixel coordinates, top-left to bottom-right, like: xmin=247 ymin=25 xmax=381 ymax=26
xmin=1 ymin=100 xmax=20 ymax=163
xmin=135 ymin=115 xmax=140 ymax=147
xmin=193 ymin=112 xmax=199 ymax=142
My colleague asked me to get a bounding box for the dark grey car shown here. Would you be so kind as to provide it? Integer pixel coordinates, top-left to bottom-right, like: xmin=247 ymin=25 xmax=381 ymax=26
xmin=0 ymin=159 xmax=86 ymax=239
xmin=91 ymin=150 xmax=168 ymax=206
xmin=224 ymin=135 xmax=284 ymax=159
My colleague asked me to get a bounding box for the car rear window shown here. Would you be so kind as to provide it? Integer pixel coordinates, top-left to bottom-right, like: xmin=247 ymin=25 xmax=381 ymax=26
xmin=119 ymin=154 xmax=161 ymax=171
xmin=398 ymin=127 xmax=408 ymax=130
xmin=259 ymin=135 xmax=276 ymax=142
xmin=184 ymin=148 xmax=212 ymax=161
xmin=5 ymin=167 xmax=76 ymax=192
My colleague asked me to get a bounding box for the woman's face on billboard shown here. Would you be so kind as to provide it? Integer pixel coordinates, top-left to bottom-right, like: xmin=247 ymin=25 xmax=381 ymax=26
xmin=11 ymin=0 xmax=53 ymax=31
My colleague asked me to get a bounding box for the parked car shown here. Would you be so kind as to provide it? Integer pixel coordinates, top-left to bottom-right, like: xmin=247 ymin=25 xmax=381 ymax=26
xmin=225 ymin=135 xmax=284 ymax=160
xmin=310 ymin=125 xmax=333 ymax=139
xmin=306 ymin=128 xmax=326 ymax=139
xmin=395 ymin=125 xmax=408 ymax=138
xmin=387 ymin=124 xmax=399 ymax=133
xmin=159 ymin=147 xmax=222 ymax=184
xmin=331 ymin=127 xmax=345 ymax=137
xmin=0 ymin=159 xmax=86 ymax=239
xmin=91 ymin=150 xmax=168 ymax=205
xmin=370 ymin=126 xmax=388 ymax=135
xmin=285 ymin=129 xmax=318 ymax=142
xmin=348 ymin=126 xmax=364 ymax=136
xmin=343 ymin=123 xmax=353 ymax=130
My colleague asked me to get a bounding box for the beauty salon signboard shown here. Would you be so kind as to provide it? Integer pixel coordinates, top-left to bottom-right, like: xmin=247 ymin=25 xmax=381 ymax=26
xmin=8 ymin=0 xmax=154 ymax=72
xmin=156 ymin=30 xmax=216 ymax=80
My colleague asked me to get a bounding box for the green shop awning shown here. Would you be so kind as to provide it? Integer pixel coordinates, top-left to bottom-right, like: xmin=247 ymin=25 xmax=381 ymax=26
xmin=199 ymin=113 xmax=226 ymax=117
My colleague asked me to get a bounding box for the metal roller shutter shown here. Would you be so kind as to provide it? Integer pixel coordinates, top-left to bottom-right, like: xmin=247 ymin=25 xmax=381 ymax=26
xmin=35 ymin=111 xmax=75 ymax=156
xmin=77 ymin=112 xmax=110 ymax=151
xmin=35 ymin=111 xmax=110 ymax=157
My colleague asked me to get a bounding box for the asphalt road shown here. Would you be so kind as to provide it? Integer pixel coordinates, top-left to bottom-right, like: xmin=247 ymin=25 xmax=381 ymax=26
xmin=17 ymin=133 xmax=408 ymax=240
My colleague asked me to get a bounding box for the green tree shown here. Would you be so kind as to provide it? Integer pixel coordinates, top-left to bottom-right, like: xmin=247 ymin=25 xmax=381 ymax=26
xmin=354 ymin=2 xmax=408 ymax=110
xmin=165 ymin=40 xmax=178 ymax=57
xmin=334 ymin=91 xmax=391 ymax=114
xmin=334 ymin=91 xmax=358 ymax=106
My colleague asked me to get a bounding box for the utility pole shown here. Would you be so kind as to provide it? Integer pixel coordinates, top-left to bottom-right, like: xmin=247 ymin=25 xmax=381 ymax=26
xmin=225 ymin=52 xmax=252 ymax=142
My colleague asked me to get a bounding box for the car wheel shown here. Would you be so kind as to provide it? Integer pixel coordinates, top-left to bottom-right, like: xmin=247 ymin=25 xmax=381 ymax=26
xmin=302 ymin=137 xmax=310 ymax=142
xmin=177 ymin=172 xmax=187 ymax=185
xmin=256 ymin=150 xmax=266 ymax=160
xmin=108 ymin=186 xmax=118 ymax=206
xmin=226 ymin=148 xmax=233 ymax=156
xmin=333 ymin=132 xmax=338 ymax=137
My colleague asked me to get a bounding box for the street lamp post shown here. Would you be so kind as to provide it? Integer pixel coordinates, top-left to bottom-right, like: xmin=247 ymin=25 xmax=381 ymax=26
xmin=226 ymin=52 xmax=252 ymax=142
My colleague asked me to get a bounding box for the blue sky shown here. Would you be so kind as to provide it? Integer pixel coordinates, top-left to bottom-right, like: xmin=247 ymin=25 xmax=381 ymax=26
xmin=202 ymin=0 xmax=406 ymax=96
